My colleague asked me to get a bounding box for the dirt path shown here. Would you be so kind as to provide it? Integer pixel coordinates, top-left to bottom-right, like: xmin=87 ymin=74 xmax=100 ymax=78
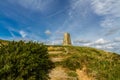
xmin=76 ymin=67 xmax=94 ymax=80
xmin=50 ymin=57 xmax=64 ymax=62
xmin=48 ymin=51 xmax=63 ymax=54
xmin=48 ymin=47 xmax=94 ymax=80
xmin=49 ymin=66 xmax=68 ymax=80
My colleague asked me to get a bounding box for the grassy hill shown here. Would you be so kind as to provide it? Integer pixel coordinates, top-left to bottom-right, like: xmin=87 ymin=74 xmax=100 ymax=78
xmin=0 ymin=40 xmax=120 ymax=80
xmin=47 ymin=46 xmax=120 ymax=80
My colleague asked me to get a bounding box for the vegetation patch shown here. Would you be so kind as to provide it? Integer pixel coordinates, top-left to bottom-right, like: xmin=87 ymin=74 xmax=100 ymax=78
xmin=47 ymin=46 xmax=64 ymax=51
xmin=62 ymin=46 xmax=120 ymax=80
xmin=63 ymin=54 xmax=83 ymax=70
xmin=0 ymin=41 xmax=54 ymax=80
xmin=67 ymin=71 xmax=78 ymax=77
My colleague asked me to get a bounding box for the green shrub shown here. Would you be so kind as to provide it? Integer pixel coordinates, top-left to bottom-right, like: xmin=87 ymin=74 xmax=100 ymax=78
xmin=63 ymin=54 xmax=82 ymax=70
xmin=67 ymin=71 xmax=78 ymax=77
xmin=0 ymin=41 xmax=54 ymax=80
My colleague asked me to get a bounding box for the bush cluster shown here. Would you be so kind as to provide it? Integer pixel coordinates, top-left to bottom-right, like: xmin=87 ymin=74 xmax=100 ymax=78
xmin=0 ymin=41 xmax=54 ymax=80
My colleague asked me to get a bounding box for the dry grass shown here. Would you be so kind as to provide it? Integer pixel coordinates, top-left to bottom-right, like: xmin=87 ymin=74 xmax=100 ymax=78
xmin=49 ymin=66 xmax=68 ymax=80
xmin=48 ymin=46 xmax=120 ymax=80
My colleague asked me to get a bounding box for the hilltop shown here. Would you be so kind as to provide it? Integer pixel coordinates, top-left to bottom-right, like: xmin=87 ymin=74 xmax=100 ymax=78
xmin=0 ymin=40 xmax=120 ymax=80
xmin=47 ymin=45 xmax=120 ymax=80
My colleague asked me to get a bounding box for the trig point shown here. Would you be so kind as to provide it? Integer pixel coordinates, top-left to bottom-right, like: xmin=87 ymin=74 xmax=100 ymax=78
xmin=63 ymin=33 xmax=72 ymax=46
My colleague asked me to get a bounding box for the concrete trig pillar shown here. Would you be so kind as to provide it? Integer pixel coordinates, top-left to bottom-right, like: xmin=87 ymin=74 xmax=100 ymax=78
xmin=63 ymin=33 xmax=72 ymax=46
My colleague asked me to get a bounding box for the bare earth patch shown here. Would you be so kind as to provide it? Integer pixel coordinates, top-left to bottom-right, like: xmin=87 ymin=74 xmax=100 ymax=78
xmin=50 ymin=57 xmax=64 ymax=62
xmin=48 ymin=51 xmax=63 ymax=54
xmin=49 ymin=66 xmax=68 ymax=80
xmin=76 ymin=67 xmax=94 ymax=80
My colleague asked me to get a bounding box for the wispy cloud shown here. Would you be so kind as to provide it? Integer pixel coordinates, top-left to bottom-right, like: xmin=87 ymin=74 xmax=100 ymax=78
xmin=94 ymin=38 xmax=110 ymax=45
xmin=45 ymin=30 xmax=51 ymax=35
xmin=48 ymin=0 xmax=102 ymax=45
xmin=114 ymin=37 xmax=120 ymax=42
xmin=9 ymin=0 xmax=55 ymax=13
xmin=91 ymin=0 xmax=120 ymax=17
xmin=81 ymin=38 xmax=120 ymax=53
xmin=105 ymin=27 xmax=120 ymax=36
xmin=19 ymin=30 xmax=27 ymax=38
xmin=91 ymin=0 xmax=120 ymax=35
xmin=73 ymin=39 xmax=91 ymax=44
xmin=7 ymin=27 xmax=19 ymax=39
xmin=6 ymin=26 xmax=43 ymax=41
xmin=55 ymin=0 xmax=92 ymax=39
xmin=9 ymin=30 xmax=15 ymax=38
xmin=1 ymin=0 xmax=120 ymax=53
xmin=82 ymin=38 xmax=109 ymax=46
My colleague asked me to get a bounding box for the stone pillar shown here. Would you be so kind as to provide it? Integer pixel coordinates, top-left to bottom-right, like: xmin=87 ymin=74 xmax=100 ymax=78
xmin=63 ymin=33 xmax=72 ymax=46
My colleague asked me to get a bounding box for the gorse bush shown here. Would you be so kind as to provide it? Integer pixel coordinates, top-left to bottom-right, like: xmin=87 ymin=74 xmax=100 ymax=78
xmin=0 ymin=41 xmax=54 ymax=80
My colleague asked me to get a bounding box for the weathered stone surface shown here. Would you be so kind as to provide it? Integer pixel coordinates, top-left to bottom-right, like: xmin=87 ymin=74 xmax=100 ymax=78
xmin=63 ymin=33 xmax=72 ymax=46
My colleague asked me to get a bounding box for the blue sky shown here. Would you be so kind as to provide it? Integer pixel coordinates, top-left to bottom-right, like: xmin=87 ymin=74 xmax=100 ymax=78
xmin=0 ymin=0 xmax=120 ymax=53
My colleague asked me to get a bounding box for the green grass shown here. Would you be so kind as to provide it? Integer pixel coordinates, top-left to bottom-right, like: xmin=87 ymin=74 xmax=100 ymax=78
xmin=1 ymin=40 xmax=120 ymax=80
xmin=67 ymin=71 xmax=78 ymax=77
xmin=55 ymin=46 xmax=120 ymax=80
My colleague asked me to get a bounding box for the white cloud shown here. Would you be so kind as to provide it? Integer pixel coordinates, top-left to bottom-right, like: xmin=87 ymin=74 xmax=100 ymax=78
xmin=95 ymin=45 xmax=103 ymax=49
xmin=54 ymin=0 xmax=91 ymax=41
xmin=83 ymin=43 xmax=92 ymax=46
xmin=100 ymin=17 xmax=120 ymax=32
xmin=74 ymin=39 xmax=91 ymax=43
xmin=91 ymin=0 xmax=120 ymax=35
xmin=81 ymin=38 xmax=120 ymax=53
xmin=83 ymin=38 xmax=111 ymax=50
xmin=7 ymin=27 xmax=43 ymax=41
xmin=19 ymin=30 xmax=27 ymax=38
xmin=45 ymin=30 xmax=51 ymax=35
xmin=101 ymin=17 xmax=115 ymax=28
xmin=91 ymin=0 xmax=120 ymax=17
xmin=9 ymin=0 xmax=55 ymax=13
xmin=114 ymin=38 xmax=120 ymax=42
xmin=8 ymin=30 xmax=15 ymax=38
xmin=105 ymin=27 xmax=120 ymax=36
xmin=94 ymin=38 xmax=109 ymax=45
xmin=44 ymin=39 xmax=62 ymax=45
xmin=83 ymin=38 xmax=109 ymax=46
xmin=57 ymin=0 xmax=120 ymax=39
xmin=7 ymin=27 xmax=20 ymax=39
xmin=69 ymin=0 xmax=90 ymax=21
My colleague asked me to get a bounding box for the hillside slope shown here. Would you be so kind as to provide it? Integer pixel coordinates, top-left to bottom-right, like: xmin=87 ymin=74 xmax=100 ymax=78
xmin=47 ymin=46 xmax=120 ymax=80
xmin=0 ymin=40 xmax=120 ymax=80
